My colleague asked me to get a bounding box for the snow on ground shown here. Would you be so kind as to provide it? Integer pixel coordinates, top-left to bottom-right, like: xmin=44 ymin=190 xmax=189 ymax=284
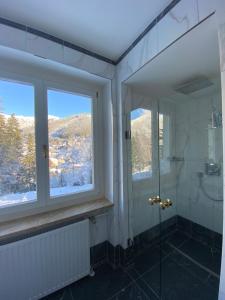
xmin=50 ymin=184 xmax=93 ymax=197
xmin=132 ymin=170 xmax=152 ymax=180
xmin=0 ymin=184 xmax=93 ymax=207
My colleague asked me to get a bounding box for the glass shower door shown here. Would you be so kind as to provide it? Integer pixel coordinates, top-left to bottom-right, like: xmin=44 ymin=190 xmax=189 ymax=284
xmin=127 ymin=100 xmax=162 ymax=298
xmin=127 ymin=82 xmax=222 ymax=299
xmin=158 ymin=82 xmax=223 ymax=299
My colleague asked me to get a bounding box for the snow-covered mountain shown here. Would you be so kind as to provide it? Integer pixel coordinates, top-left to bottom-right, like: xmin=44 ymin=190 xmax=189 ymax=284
xmin=1 ymin=113 xmax=59 ymax=129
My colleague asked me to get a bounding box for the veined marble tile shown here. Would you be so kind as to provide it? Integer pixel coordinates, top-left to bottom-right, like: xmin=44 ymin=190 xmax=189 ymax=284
xmin=26 ymin=33 xmax=64 ymax=62
xmin=117 ymin=0 xmax=199 ymax=83
xmin=63 ymin=46 xmax=115 ymax=79
xmin=118 ymin=25 xmax=158 ymax=82
xmin=0 ymin=24 xmax=26 ymax=51
xmin=197 ymin=0 xmax=216 ymax=22
xmin=158 ymin=0 xmax=198 ymax=53
xmin=0 ymin=24 xmax=115 ymax=80
xmin=218 ymin=22 xmax=225 ymax=72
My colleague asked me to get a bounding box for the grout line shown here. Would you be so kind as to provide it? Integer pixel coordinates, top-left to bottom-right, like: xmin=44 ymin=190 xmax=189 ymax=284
xmin=124 ymin=228 xmax=177 ymax=265
xmin=176 ymin=228 xmax=222 ymax=254
xmin=106 ymin=281 xmax=136 ymax=300
xmin=123 ymin=267 xmax=160 ymax=300
xmin=69 ymin=287 xmax=74 ymax=300
xmin=123 ymin=248 xmax=173 ymax=293
xmin=168 ymin=243 xmax=220 ymax=279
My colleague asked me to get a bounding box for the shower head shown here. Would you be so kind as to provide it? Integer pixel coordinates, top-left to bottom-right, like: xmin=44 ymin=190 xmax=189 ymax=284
xmin=174 ymin=76 xmax=213 ymax=95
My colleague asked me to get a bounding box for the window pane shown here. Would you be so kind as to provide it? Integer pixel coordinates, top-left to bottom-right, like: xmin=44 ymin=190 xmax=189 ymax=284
xmin=131 ymin=108 xmax=152 ymax=180
xmin=48 ymin=89 xmax=93 ymax=198
xmin=0 ymin=79 xmax=36 ymax=207
xmin=159 ymin=113 xmax=170 ymax=174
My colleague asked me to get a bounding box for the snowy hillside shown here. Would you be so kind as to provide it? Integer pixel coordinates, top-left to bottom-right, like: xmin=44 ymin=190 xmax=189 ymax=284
xmin=0 ymin=113 xmax=59 ymax=129
xmin=0 ymin=113 xmax=92 ymax=207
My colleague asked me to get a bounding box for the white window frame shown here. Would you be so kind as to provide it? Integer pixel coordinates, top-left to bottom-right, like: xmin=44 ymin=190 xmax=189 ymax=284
xmin=44 ymin=80 xmax=103 ymax=206
xmin=0 ymin=70 xmax=104 ymax=218
xmin=130 ymin=107 xmax=153 ymax=182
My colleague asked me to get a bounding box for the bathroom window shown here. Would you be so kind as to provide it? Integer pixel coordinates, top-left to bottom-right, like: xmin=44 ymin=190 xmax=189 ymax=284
xmin=0 ymin=73 xmax=102 ymax=212
xmin=159 ymin=113 xmax=170 ymax=174
xmin=0 ymin=79 xmax=37 ymax=207
xmin=48 ymin=89 xmax=94 ymax=198
xmin=131 ymin=108 xmax=152 ymax=180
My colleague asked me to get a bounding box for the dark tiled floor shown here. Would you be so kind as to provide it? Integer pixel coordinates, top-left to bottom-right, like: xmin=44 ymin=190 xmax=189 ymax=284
xmin=125 ymin=245 xmax=161 ymax=277
xmin=140 ymin=256 xmax=218 ymax=300
xmin=42 ymin=230 xmax=221 ymax=300
xmin=179 ymin=238 xmax=221 ymax=275
xmin=109 ymin=282 xmax=150 ymax=300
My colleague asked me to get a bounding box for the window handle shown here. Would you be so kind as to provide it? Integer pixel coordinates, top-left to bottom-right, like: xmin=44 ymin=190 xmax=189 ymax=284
xmin=43 ymin=145 xmax=48 ymax=159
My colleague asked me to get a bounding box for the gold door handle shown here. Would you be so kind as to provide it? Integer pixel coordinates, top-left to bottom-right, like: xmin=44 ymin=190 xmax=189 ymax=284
xmin=148 ymin=195 xmax=161 ymax=205
xmin=159 ymin=199 xmax=173 ymax=210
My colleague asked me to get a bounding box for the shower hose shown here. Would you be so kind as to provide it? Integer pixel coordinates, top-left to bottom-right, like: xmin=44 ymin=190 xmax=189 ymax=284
xmin=198 ymin=172 xmax=223 ymax=202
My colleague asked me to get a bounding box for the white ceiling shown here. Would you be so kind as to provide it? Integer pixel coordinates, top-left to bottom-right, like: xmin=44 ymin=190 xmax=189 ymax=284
xmin=126 ymin=16 xmax=221 ymax=98
xmin=0 ymin=0 xmax=171 ymax=61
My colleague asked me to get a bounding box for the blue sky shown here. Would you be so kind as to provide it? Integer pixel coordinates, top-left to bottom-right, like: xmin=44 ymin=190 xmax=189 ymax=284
xmin=131 ymin=108 xmax=146 ymax=120
xmin=0 ymin=80 xmax=91 ymax=118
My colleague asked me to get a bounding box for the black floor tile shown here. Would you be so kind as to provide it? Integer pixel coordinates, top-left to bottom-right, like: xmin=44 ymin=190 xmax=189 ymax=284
xmin=70 ymin=264 xmax=131 ymax=300
xmin=91 ymin=241 xmax=107 ymax=266
xmin=110 ymin=282 xmax=149 ymax=300
xmin=190 ymin=284 xmax=219 ymax=300
xmin=168 ymin=249 xmax=210 ymax=282
xmin=61 ymin=289 xmax=74 ymax=300
xmin=165 ymin=230 xmax=189 ymax=248
xmin=135 ymin=277 xmax=160 ymax=300
xmin=126 ymin=245 xmax=161 ymax=278
xmin=206 ymin=274 xmax=220 ymax=291
xmin=177 ymin=216 xmax=192 ymax=235
xmin=159 ymin=230 xmax=190 ymax=258
xmin=179 ymin=238 xmax=221 ymax=275
xmin=192 ymin=222 xmax=215 ymax=246
xmin=141 ymin=256 xmax=218 ymax=300
xmin=214 ymin=232 xmax=223 ymax=251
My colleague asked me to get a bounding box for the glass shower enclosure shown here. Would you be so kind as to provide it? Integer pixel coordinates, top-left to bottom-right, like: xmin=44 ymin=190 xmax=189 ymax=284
xmin=125 ymin=15 xmax=223 ymax=300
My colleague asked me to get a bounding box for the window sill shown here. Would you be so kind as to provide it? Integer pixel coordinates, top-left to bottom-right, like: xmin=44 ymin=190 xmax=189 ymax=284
xmin=0 ymin=198 xmax=113 ymax=245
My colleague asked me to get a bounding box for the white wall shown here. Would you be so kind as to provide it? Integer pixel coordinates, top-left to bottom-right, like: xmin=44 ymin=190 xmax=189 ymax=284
xmin=175 ymin=85 xmax=223 ymax=234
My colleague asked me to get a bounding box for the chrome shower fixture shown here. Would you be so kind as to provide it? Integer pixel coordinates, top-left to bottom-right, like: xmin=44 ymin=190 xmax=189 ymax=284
xmin=174 ymin=76 xmax=213 ymax=95
xmin=211 ymin=111 xmax=222 ymax=128
xmin=205 ymin=162 xmax=221 ymax=176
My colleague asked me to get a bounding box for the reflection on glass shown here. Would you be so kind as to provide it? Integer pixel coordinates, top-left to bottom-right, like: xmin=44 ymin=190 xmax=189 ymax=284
xmin=159 ymin=113 xmax=170 ymax=174
xmin=48 ymin=89 xmax=93 ymax=198
xmin=131 ymin=108 xmax=152 ymax=180
xmin=0 ymin=79 xmax=36 ymax=207
xmin=208 ymin=127 xmax=216 ymax=162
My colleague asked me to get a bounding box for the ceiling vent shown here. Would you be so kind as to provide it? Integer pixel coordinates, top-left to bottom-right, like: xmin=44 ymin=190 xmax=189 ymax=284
xmin=174 ymin=76 xmax=213 ymax=95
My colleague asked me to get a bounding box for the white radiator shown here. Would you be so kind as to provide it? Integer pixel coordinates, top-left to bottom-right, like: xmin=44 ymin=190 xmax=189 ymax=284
xmin=0 ymin=219 xmax=90 ymax=300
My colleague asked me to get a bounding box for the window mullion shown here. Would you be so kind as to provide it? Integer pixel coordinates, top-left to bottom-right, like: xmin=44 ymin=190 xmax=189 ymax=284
xmin=35 ymin=81 xmax=49 ymax=206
